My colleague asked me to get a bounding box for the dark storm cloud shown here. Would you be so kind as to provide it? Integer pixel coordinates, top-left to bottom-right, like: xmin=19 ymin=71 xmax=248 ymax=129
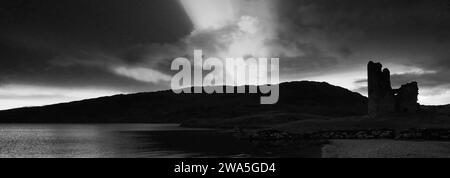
xmin=274 ymin=0 xmax=450 ymax=93
xmin=0 ymin=0 xmax=192 ymax=92
xmin=276 ymin=41 xmax=340 ymax=75
xmin=0 ymin=0 xmax=192 ymax=49
xmin=275 ymin=0 xmax=450 ymax=60
xmin=0 ymin=40 xmax=162 ymax=92
xmin=277 ymin=0 xmax=450 ymax=38
xmin=390 ymin=72 xmax=450 ymax=89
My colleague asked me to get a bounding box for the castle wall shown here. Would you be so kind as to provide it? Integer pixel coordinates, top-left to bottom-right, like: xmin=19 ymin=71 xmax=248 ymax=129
xmin=395 ymin=82 xmax=419 ymax=113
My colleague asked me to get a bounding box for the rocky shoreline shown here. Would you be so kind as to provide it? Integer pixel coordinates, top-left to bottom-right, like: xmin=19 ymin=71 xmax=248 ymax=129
xmin=240 ymin=128 xmax=450 ymax=141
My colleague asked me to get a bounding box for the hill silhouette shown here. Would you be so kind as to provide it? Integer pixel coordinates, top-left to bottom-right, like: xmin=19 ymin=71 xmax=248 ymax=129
xmin=0 ymin=81 xmax=368 ymax=125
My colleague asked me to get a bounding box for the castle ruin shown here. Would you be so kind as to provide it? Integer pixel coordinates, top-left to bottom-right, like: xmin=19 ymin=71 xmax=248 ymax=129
xmin=367 ymin=61 xmax=419 ymax=118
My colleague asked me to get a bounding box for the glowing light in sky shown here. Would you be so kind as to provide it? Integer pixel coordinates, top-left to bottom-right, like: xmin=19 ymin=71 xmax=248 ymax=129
xmin=0 ymin=84 xmax=119 ymax=110
xmin=179 ymin=0 xmax=278 ymax=57
xmin=178 ymin=0 xmax=279 ymax=86
xmin=179 ymin=0 xmax=235 ymax=30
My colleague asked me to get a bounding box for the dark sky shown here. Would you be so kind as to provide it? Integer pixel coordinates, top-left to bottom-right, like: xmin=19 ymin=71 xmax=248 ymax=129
xmin=1 ymin=0 xmax=450 ymax=109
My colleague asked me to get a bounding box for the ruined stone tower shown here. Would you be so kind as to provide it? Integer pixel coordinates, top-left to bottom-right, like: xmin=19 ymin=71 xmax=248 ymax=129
xmin=367 ymin=61 xmax=419 ymax=118
xmin=367 ymin=61 xmax=396 ymax=117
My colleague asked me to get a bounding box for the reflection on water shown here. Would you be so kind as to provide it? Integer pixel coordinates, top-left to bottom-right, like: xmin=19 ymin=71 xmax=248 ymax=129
xmin=0 ymin=124 xmax=269 ymax=158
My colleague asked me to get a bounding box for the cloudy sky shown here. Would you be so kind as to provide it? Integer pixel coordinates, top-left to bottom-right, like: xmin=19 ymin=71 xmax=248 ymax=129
xmin=1 ymin=0 xmax=450 ymax=109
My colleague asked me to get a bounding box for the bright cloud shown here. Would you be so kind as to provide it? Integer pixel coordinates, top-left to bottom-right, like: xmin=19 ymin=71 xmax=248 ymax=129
xmin=112 ymin=66 xmax=172 ymax=83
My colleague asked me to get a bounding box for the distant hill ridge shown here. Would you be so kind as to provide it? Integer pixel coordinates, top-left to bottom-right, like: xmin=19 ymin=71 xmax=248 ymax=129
xmin=0 ymin=81 xmax=368 ymax=123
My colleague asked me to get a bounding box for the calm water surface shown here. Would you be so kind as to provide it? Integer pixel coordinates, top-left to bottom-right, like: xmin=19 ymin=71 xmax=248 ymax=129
xmin=0 ymin=124 xmax=267 ymax=158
